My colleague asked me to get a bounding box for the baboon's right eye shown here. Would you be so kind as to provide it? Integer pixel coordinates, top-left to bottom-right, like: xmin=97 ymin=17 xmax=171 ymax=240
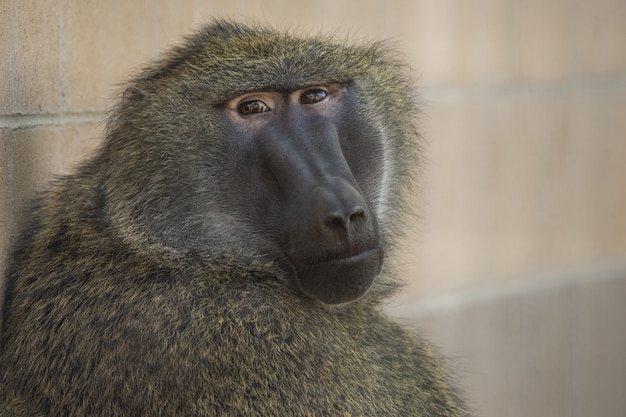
xmin=300 ymin=88 xmax=327 ymax=105
xmin=239 ymin=100 xmax=271 ymax=115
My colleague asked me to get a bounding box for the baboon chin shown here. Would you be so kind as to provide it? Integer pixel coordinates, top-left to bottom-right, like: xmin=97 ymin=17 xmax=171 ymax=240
xmin=0 ymin=20 xmax=469 ymax=417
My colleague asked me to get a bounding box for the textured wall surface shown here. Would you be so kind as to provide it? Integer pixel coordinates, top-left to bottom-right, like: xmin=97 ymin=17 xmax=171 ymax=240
xmin=2 ymin=1 xmax=625 ymax=416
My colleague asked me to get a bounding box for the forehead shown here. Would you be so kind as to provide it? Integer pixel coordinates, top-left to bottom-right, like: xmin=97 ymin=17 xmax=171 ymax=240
xmin=139 ymin=25 xmax=377 ymax=103
xmin=201 ymin=35 xmax=366 ymax=92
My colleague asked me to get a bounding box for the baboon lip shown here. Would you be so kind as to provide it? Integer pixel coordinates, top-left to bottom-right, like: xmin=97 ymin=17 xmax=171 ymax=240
xmin=296 ymin=246 xmax=381 ymax=268
xmin=321 ymin=248 xmax=380 ymax=266
xmin=290 ymin=246 xmax=384 ymax=305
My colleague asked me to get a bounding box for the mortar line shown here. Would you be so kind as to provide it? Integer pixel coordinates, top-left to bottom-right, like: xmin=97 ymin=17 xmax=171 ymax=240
xmin=152 ymin=0 xmax=160 ymax=59
xmin=59 ymin=0 xmax=65 ymax=112
xmin=0 ymin=111 xmax=106 ymax=130
xmin=421 ymin=74 xmax=626 ymax=103
xmin=387 ymin=258 xmax=626 ymax=318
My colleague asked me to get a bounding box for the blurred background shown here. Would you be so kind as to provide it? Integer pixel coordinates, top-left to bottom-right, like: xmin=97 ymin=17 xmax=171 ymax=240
xmin=1 ymin=1 xmax=625 ymax=416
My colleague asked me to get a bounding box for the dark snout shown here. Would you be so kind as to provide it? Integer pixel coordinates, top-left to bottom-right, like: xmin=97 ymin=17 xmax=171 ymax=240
xmin=258 ymin=119 xmax=383 ymax=304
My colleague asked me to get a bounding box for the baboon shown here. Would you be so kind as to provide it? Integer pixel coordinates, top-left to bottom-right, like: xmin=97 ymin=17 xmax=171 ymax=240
xmin=0 ymin=21 xmax=469 ymax=416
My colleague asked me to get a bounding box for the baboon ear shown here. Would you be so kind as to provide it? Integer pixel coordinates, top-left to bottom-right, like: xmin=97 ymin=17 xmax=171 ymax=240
xmin=122 ymin=86 xmax=145 ymax=104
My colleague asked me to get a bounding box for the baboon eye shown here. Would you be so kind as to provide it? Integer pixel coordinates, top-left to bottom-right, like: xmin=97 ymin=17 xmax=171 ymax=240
xmin=300 ymin=89 xmax=327 ymax=104
xmin=238 ymin=100 xmax=270 ymax=115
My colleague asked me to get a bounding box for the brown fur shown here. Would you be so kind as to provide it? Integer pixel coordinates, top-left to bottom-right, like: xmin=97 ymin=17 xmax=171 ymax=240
xmin=0 ymin=21 xmax=468 ymax=416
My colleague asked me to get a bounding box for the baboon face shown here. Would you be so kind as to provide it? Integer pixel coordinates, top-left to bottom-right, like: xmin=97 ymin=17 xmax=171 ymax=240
xmin=106 ymin=25 xmax=409 ymax=306
xmin=221 ymin=83 xmax=384 ymax=305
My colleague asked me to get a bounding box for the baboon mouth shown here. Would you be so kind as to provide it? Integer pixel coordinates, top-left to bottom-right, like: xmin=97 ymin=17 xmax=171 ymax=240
xmin=289 ymin=246 xmax=384 ymax=305
xmin=318 ymin=248 xmax=380 ymax=266
xmin=296 ymin=247 xmax=381 ymax=267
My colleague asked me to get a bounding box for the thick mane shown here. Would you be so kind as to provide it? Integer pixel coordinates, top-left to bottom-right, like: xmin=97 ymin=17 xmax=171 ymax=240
xmin=0 ymin=21 xmax=466 ymax=417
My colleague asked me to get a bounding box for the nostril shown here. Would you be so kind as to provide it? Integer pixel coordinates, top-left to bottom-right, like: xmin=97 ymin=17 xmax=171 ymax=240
xmin=350 ymin=208 xmax=365 ymax=223
xmin=325 ymin=215 xmax=348 ymax=230
xmin=324 ymin=207 xmax=366 ymax=231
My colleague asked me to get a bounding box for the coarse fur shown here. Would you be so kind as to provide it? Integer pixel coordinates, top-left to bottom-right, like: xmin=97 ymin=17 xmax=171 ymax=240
xmin=0 ymin=21 xmax=469 ymax=416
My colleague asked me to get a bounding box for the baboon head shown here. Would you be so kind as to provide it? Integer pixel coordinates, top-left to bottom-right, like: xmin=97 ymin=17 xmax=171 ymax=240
xmin=104 ymin=21 xmax=418 ymax=305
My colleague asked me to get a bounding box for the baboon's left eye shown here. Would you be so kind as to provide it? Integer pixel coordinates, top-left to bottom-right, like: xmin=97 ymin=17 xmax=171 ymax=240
xmin=300 ymin=89 xmax=327 ymax=104
xmin=238 ymin=100 xmax=270 ymax=115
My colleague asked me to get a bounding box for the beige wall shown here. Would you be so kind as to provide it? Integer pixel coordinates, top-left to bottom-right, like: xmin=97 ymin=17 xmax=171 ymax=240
xmin=2 ymin=1 xmax=625 ymax=416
